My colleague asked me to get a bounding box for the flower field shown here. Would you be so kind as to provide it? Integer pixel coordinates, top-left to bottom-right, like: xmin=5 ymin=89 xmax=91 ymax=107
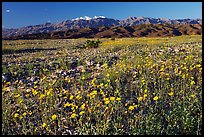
xmin=2 ymin=35 xmax=202 ymax=135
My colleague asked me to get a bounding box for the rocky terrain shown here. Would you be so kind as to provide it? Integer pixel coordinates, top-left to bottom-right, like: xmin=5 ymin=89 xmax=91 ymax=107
xmin=2 ymin=16 xmax=202 ymax=40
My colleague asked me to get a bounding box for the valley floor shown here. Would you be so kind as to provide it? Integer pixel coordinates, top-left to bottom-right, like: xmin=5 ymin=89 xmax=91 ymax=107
xmin=2 ymin=35 xmax=202 ymax=135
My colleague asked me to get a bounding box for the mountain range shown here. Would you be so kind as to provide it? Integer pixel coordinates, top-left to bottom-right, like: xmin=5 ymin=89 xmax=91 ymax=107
xmin=2 ymin=16 xmax=202 ymax=39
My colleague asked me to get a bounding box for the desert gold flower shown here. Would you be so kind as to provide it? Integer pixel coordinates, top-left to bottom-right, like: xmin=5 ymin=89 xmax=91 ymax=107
xmin=128 ymin=106 xmax=134 ymax=111
xmin=2 ymin=87 xmax=8 ymax=91
xmin=168 ymin=92 xmax=174 ymax=96
xmin=110 ymin=97 xmax=115 ymax=101
xmin=42 ymin=123 xmax=47 ymax=128
xmin=22 ymin=112 xmax=27 ymax=117
xmin=79 ymin=111 xmax=85 ymax=116
xmin=64 ymin=102 xmax=71 ymax=108
xmin=80 ymin=104 xmax=85 ymax=110
xmin=52 ymin=114 xmax=57 ymax=120
xmin=196 ymin=64 xmax=201 ymax=68
xmin=182 ymin=74 xmax=185 ymax=79
xmin=82 ymin=76 xmax=85 ymax=80
xmin=144 ymin=94 xmax=147 ymax=98
xmin=191 ymin=94 xmax=195 ymax=98
xmin=105 ymin=100 xmax=110 ymax=104
xmin=137 ymin=97 xmax=143 ymax=102
xmin=14 ymin=113 xmax=19 ymax=118
xmin=105 ymin=83 xmax=108 ymax=87
xmin=76 ymin=95 xmax=82 ymax=100
xmin=71 ymin=113 xmax=77 ymax=119
xmin=70 ymin=95 xmax=74 ymax=100
xmin=190 ymin=80 xmax=195 ymax=85
xmin=153 ymin=96 xmax=159 ymax=101
xmin=14 ymin=94 xmax=20 ymax=98
xmin=32 ymin=89 xmax=38 ymax=96
xmin=39 ymin=94 xmax=46 ymax=100
xmin=99 ymin=83 xmax=104 ymax=87
xmin=116 ymin=97 xmax=121 ymax=101
xmin=115 ymin=79 xmax=119 ymax=82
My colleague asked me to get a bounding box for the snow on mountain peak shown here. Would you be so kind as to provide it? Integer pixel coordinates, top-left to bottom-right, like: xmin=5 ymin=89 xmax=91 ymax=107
xmin=93 ymin=16 xmax=106 ymax=19
xmin=72 ymin=16 xmax=106 ymax=21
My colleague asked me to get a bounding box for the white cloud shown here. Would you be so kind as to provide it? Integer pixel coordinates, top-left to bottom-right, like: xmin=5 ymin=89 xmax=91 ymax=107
xmin=6 ymin=9 xmax=10 ymax=13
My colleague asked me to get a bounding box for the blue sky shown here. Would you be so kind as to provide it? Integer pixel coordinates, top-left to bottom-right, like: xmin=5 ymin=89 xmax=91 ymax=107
xmin=2 ymin=2 xmax=202 ymax=29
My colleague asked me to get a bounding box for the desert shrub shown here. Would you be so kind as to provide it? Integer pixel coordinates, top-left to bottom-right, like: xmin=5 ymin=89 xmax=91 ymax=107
xmin=77 ymin=39 xmax=102 ymax=49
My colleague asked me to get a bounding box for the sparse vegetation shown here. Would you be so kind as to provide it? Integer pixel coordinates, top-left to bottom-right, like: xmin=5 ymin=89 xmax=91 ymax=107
xmin=76 ymin=39 xmax=102 ymax=49
xmin=2 ymin=35 xmax=202 ymax=135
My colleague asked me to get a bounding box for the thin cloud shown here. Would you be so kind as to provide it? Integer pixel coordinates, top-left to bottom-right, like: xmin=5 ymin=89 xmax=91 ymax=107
xmin=6 ymin=9 xmax=10 ymax=13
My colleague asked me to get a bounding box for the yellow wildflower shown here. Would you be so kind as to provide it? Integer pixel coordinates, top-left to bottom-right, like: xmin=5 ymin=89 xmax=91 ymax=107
xmin=14 ymin=94 xmax=20 ymax=98
xmin=138 ymin=97 xmax=143 ymax=102
xmin=39 ymin=94 xmax=46 ymax=100
xmin=153 ymin=96 xmax=159 ymax=101
xmin=182 ymin=74 xmax=185 ymax=79
xmin=116 ymin=97 xmax=121 ymax=101
xmin=42 ymin=123 xmax=47 ymax=128
xmin=23 ymin=112 xmax=27 ymax=117
xmin=64 ymin=102 xmax=71 ymax=108
xmin=82 ymin=76 xmax=85 ymax=80
xmin=79 ymin=111 xmax=85 ymax=116
xmin=106 ymin=73 xmax=110 ymax=77
xmin=190 ymin=81 xmax=195 ymax=85
xmin=99 ymin=83 xmax=104 ymax=87
xmin=71 ymin=113 xmax=77 ymax=119
xmin=110 ymin=97 xmax=115 ymax=101
xmin=51 ymin=114 xmax=57 ymax=121
xmin=144 ymin=94 xmax=147 ymax=98
xmin=168 ymin=92 xmax=174 ymax=96
xmin=80 ymin=104 xmax=85 ymax=110
xmin=105 ymin=100 xmax=110 ymax=105
xmin=32 ymin=89 xmax=38 ymax=96
xmin=128 ymin=106 xmax=134 ymax=111
xmin=70 ymin=95 xmax=74 ymax=100
xmin=191 ymin=94 xmax=195 ymax=98
xmin=14 ymin=113 xmax=19 ymax=118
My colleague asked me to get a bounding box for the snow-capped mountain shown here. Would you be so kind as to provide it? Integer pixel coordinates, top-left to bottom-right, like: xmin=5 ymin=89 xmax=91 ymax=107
xmin=2 ymin=16 xmax=202 ymax=38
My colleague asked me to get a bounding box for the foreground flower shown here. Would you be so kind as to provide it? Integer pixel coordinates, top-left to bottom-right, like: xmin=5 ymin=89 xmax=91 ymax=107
xmin=191 ymin=94 xmax=196 ymax=98
xmin=138 ymin=97 xmax=143 ymax=101
xmin=105 ymin=100 xmax=110 ymax=104
xmin=190 ymin=80 xmax=195 ymax=85
xmin=110 ymin=97 xmax=115 ymax=101
xmin=22 ymin=112 xmax=27 ymax=117
xmin=14 ymin=113 xmax=19 ymax=118
xmin=168 ymin=92 xmax=174 ymax=96
xmin=71 ymin=113 xmax=77 ymax=119
xmin=52 ymin=114 xmax=57 ymax=120
xmin=153 ymin=96 xmax=159 ymax=101
xmin=144 ymin=94 xmax=147 ymax=98
xmin=80 ymin=103 xmax=86 ymax=110
xmin=79 ymin=111 xmax=85 ymax=116
xmin=42 ymin=123 xmax=47 ymax=128
xmin=128 ymin=106 xmax=134 ymax=111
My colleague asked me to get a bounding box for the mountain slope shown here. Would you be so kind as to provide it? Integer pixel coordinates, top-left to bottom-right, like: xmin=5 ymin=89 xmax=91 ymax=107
xmin=3 ymin=24 xmax=202 ymax=40
xmin=2 ymin=16 xmax=202 ymax=39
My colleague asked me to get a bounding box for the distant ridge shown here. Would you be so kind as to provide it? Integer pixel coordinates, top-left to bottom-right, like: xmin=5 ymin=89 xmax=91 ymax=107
xmin=2 ymin=16 xmax=202 ymax=39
